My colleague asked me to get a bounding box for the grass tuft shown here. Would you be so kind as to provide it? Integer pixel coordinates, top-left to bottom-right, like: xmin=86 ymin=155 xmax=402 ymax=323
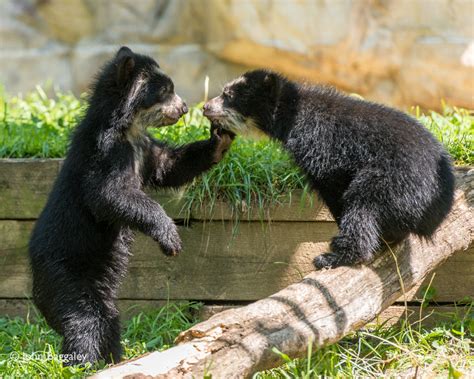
xmin=0 ymin=302 xmax=201 ymax=378
xmin=159 ymin=105 xmax=308 ymax=219
xmin=256 ymin=303 xmax=473 ymax=378
xmin=412 ymin=103 xmax=474 ymax=166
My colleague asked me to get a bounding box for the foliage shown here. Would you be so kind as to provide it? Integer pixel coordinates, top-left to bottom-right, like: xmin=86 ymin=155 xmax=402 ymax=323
xmin=0 ymin=302 xmax=200 ymax=378
xmin=412 ymin=103 xmax=473 ymax=166
xmin=0 ymin=86 xmax=84 ymax=158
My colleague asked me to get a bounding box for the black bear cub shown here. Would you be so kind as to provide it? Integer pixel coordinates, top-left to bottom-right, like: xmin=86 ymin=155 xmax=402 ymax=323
xmin=29 ymin=47 xmax=232 ymax=365
xmin=204 ymin=70 xmax=455 ymax=269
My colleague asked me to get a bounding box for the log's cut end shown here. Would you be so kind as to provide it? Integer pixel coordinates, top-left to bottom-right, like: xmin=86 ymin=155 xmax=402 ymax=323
xmin=92 ymin=168 xmax=473 ymax=379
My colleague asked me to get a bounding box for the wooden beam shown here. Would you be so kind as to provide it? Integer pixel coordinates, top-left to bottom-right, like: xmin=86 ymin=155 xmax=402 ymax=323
xmin=1 ymin=220 xmax=471 ymax=302
xmin=0 ymin=159 xmax=331 ymax=221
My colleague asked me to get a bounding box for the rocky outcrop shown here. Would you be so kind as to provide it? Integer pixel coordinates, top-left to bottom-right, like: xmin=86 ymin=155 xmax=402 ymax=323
xmin=0 ymin=0 xmax=472 ymax=109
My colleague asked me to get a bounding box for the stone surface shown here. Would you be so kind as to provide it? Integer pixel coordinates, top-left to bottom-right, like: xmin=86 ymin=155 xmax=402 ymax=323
xmin=0 ymin=46 xmax=72 ymax=95
xmin=0 ymin=0 xmax=472 ymax=108
xmin=205 ymin=0 xmax=474 ymax=109
xmin=37 ymin=0 xmax=95 ymax=44
xmin=70 ymin=43 xmax=244 ymax=102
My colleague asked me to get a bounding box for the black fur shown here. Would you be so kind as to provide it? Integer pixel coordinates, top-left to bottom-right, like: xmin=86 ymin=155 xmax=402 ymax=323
xmin=28 ymin=47 xmax=232 ymax=365
xmin=204 ymin=69 xmax=455 ymax=269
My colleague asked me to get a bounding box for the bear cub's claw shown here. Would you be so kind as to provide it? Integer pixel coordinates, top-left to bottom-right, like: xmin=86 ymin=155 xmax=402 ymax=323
xmin=159 ymin=237 xmax=182 ymax=257
xmin=162 ymin=248 xmax=180 ymax=257
xmin=313 ymin=252 xmax=339 ymax=270
xmin=313 ymin=252 xmax=357 ymax=270
xmin=313 ymin=251 xmax=365 ymax=270
xmin=159 ymin=239 xmax=182 ymax=257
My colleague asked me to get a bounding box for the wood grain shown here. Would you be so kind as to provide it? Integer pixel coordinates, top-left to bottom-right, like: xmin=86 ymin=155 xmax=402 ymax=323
xmin=0 ymin=159 xmax=187 ymax=219
xmin=0 ymin=159 xmax=332 ymax=221
xmin=1 ymin=219 xmax=471 ymax=302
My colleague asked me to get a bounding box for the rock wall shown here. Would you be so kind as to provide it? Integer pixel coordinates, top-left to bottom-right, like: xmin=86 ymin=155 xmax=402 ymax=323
xmin=0 ymin=0 xmax=473 ymax=110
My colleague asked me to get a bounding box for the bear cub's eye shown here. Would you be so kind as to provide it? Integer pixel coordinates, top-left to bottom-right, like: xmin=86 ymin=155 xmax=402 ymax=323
xmin=160 ymin=84 xmax=172 ymax=95
xmin=223 ymin=89 xmax=234 ymax=100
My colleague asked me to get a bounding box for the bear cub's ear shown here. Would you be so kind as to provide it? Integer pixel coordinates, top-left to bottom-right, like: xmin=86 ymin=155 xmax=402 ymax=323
xmin=116 ymin=46 xmax=133 ymax=59
xmin=115 ymin=46 xmax=135 ymax=86
xmin=263 ymin=72 xmax=282 ymax=101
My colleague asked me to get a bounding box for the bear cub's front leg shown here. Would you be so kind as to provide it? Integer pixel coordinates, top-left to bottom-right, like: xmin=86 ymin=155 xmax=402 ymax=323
xmin=150 ymin=210 xmax=182 ymax=256
xmin=145 ymin=122 xmax=234 ymax=256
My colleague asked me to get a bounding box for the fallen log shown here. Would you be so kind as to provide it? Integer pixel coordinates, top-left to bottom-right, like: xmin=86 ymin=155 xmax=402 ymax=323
xmin=93 ymin=168 xmax=473 ymax=379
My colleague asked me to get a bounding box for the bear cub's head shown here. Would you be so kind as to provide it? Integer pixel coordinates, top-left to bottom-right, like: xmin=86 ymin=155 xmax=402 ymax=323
xmin=94 ymin=46 xmax=188 ymax=128
xmin=203 ymin=69 xmax=283 ymax=138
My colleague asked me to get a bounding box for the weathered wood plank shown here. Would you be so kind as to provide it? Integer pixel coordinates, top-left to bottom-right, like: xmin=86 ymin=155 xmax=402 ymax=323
xmin=0 ymin=158 xmax=333 ymax=221
xmin=0 ymin=160 xmax=469 ymax=221
xmin=190 ymin=190 xmax=334 ymax=221
xmin=0 ymin=159 xmax=187 ymax=219
xmin=1 ymin=220 xmax=472 ymax=302
xmin=0 ymin=220 xmax=34 ymax=298
xmin=0 ymin=159 xmax=62 ymax=219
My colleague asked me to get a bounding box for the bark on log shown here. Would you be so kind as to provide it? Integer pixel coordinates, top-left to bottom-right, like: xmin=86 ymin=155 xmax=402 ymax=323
xmin=92 ymin=168 xmax=473 ymax=379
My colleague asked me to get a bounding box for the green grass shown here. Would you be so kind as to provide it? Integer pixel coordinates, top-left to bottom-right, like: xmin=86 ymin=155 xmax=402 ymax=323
xmin=1 ymin=88 xmax=473 ymax=217
xmin=257 ymin=304 xmax=473 ymax=378
xmin=0 ymin=302 xmax=200 ymax=378
xmin=0 ymin=302 xmax=472 ymax=378
xmin=0 ymin=86 xmax=84 ymax=158
xmin=413 ymin=103 xmax=474 ymax=166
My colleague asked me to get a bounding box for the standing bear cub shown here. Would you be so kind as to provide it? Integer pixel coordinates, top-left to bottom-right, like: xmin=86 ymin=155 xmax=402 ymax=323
xmin=29 ymin=47 xmax=233 ymax=365
xmin=203 ymin=70 xmax=455 ymax=269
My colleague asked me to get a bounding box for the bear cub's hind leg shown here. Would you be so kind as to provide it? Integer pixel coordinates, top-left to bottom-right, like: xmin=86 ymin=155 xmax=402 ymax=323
xmin=313 ymin=205 xmax=382 ymax=269
xmin=61 ymin=300 xmax=121 ymax=366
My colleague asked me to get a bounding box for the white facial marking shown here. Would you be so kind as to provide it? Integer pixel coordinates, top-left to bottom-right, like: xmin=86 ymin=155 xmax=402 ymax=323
xmin=133 ymin=147 xmax=144 ymax=176
xmin=218 ymin=110 xmax=267 ymax=141
xmin=127 ymin=75 xmax=147 ymax=108
xmin=154 ymin=66 xmax=165 ymax=76
xmin=132 ymin=102 xmax=164 ymax=132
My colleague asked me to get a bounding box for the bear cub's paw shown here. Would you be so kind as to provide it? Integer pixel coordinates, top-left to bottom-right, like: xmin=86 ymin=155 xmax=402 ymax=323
xmin=152 ymin=223 xmax=183 ymax=257
xmin=211 ymin=124 xmax=235 ymax=163
xmin=313 ymin=252 xmax=362 ymax=270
